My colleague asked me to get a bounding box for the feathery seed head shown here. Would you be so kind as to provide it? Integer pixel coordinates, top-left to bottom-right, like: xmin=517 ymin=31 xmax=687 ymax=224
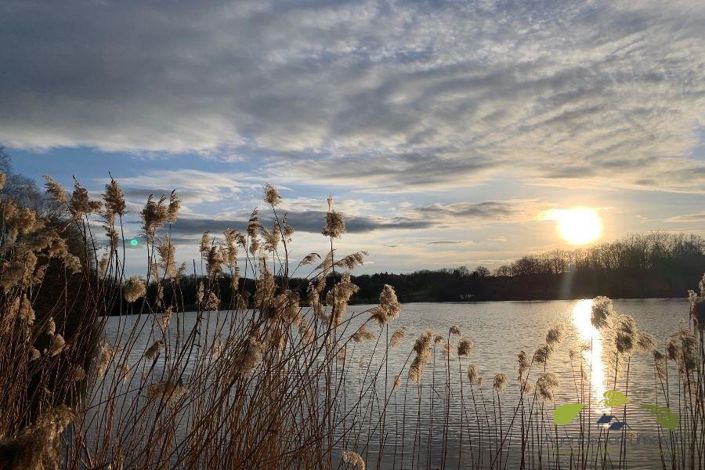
xmin=517 ymin=350 xmax=530 ymax=377
xmin=69 ymin=179 xmax=101 ymax=219
xmin=49 ymin=334 xmax=65 ymax=357
xmin=247 ymin=210 xmax=260 ymax=238
xmin=409 ymin=330 xmax=434 ymax=383
xmin=413 ymin=330 xmax=434 ymax=356
xmin=322 ymin=197 xmax=345 ymax=238
xmin=63 ymin=254 xmax=82 ymax=274
xmin=145 ymin=340 xmax=164 ymax=360
xmin=206 ymin=245 xmax=224 ymax=276
xmin=521 ymin=379 xmax=533 ymax=394
xmin=96 ymin=343 xmax=116 ymax=379
xmin=157 ymin=238 xmax=177 ymax=278
xmin=204 ymin=291 xmax=220 ymax=311
xmin=533 ymin=344 xmax=552 ymax=365
xmin=467 ymin=365 xmax=482 ymax=385
xmin=323 ymin=210 xmax=345 ymax=239
xmin=591 ymin=296 xmax=613 ymax=329
xmin=44 ymin=176 xmax=68 ymax=205
xmin=546 ymin=325 xmax=563 ymax=346
xmin=613 ymin=314 xmax=637 ymax=355
xmin=167 ymin=191 xmax=180 ymax=223
xmin=235 ymin=336 xmax=264 ymax=374
xmin=262 ymin=224 xmax=281 ymax=252
xmin=141 ymin=195 xmax=169 ymax=241
xmin=688 ymin=280 xmax=705 ymax=331
xmin=457 ymin=338 xmax=473 ymax=357
xmin=301 ymin=252 xmax=321 ymax=265
xmin=493 ymin=373 xmax=508 ymax=393
xmin=70 ymin=365 xmax=86 ymax=382
xmin=264 ymin=184 xmax=282 ymax=206
xmin=390 ymin=327 xmax=406 ymax=347
xmin=326 ymin=273 xmax=359 ymax=327
xmin=370 ymin=284 xmax=401 ymax=325
xmin=653 ymin=350 xmax=667 ymax=380
xmin=29 ymin=347 xmax=41 ymax=361
xmin=334 ymin=251 xmax=367 ymax=270
xmin=223 ymin=229 xmax=239 ymax=267
xmin=159 ymin=306 xmax=174 ymax=332
xmin=536 ymin=372 xmax=560 ymax=401
xmin=667 ymin=330 xmax=698 ymax=373
xmin=341 ymin=450 xmax=366 ymax=470
xmin=123 ymin=277 xmax=146 ymax=303
xmin=46 ymin=317 xmax=56 ymax=336
xmin=19 ymin=296 xmax=35 ymax=325
xmin=352 ymin=324 xmax=375 ymax=342
xmin=147 ymin=380 xmax=187 ymax=406
xmin=636 ymin=332 xmax=656 ymax=353
xmin=103 ymin=178 xmax=126 ymax=217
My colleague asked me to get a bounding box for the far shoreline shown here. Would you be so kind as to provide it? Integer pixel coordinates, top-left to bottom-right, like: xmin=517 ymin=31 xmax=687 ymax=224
xmin=111 ymin=295 xmax=690 ymax=317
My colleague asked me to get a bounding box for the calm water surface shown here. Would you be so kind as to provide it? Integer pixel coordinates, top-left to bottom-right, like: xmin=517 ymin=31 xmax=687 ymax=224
xmin=103 ymin=298 xmax=692 ymax=468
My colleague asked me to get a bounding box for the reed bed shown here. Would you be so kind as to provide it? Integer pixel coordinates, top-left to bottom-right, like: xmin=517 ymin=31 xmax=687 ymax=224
xmin=0 ymin=174 xmax=703 ymax=469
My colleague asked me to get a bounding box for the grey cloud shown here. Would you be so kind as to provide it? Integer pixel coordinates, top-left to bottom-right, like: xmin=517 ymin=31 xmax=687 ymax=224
xmin=125 ymin=189 xmax=198 ymax=201
xmin=668 ymin=212 xmax=705 ymax=222
xmin=2 ymin=1 xmax=705 ymax=191
xmin=161 ymin=210 xmax=433 ymax=239
xmin=414 ymin=202 xmax=521 ymax=220
xmin=284 ymin=211 xmax=432 ymax=233
xmin=272 ymin=150 xmax=499 ymax=191
xmin=160 ymin=199 xmax=536 ymax=240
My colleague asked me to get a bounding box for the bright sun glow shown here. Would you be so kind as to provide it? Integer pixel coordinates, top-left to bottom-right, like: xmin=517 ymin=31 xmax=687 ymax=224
xmin=545 ymin=207 xmax=603 ymax=245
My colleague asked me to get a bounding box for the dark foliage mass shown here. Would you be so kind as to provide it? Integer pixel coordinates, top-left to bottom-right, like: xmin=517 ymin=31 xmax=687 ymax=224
xmin=119 ymin=232 xmax=705 ymax=313
xmin=353 ymin=233 xmax=705 ymax=302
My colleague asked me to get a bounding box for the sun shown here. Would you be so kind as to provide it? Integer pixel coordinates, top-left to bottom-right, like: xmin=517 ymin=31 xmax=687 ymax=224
xmin=545 ymin=207 xmax=603 ymax=245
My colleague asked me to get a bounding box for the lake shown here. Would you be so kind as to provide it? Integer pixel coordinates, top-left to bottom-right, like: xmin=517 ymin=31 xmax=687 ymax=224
xmin=102 ymin=298 xmax=693 ymax=468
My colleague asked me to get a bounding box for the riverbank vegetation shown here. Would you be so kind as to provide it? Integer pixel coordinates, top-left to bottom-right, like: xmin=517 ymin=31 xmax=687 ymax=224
xmin=117 ymin=231 xmax=705 ymax=312
xmin=0 ymin=174 xmax=704 ymax=469
xmin=354 ymin=232 xmax=705 ymax=302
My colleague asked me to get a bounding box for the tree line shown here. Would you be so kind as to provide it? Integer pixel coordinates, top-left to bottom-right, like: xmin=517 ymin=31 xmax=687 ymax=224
xmin=351 ymin=233 xmax=705 ymax=302
xmin=136 ymin=232 xmax=705 ymax=311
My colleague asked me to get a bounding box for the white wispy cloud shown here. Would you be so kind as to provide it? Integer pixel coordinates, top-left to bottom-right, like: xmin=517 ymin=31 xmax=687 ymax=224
xmin=667 ymin=212 xmax=705 ymax=223
xmin=1 ymin=0 xmax=704 ymax=194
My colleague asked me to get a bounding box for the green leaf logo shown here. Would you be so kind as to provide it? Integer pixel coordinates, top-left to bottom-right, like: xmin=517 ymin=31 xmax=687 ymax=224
xmin=554 ymin=403 xmax=585 ymax=426
xmin=603 ymin=390 xmax=628 ymax=407
xmin=640 ymin=403 xmax=659 ymax=414
xmin=640 ymin=404 xmax=679 ymax=430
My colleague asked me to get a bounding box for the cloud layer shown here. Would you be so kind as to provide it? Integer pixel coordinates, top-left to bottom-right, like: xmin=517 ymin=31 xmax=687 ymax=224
xmin=2 ymin=0 xmax=705 ymax=193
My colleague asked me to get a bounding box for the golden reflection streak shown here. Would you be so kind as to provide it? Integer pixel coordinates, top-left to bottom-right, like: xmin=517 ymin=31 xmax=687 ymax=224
xmin=572 ymin=299 xmax=607 ymax=412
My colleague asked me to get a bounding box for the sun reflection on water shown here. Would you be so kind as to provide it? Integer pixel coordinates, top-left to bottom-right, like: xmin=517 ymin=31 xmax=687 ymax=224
xmin=572 ymin=299 xmax=607 ymax=412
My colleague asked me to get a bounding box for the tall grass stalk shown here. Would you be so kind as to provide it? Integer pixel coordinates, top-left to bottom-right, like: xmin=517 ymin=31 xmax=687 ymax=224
xmin=1 ymin=174 xmax=704 ymax=469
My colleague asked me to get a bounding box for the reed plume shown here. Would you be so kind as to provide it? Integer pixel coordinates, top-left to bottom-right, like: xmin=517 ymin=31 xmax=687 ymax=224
xmin=342 ymin=449 xmax=366 ymax=470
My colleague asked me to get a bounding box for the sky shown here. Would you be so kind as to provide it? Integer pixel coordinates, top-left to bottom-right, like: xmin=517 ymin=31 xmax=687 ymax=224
xmin=2 ymin=0 xmax=705 ymax=274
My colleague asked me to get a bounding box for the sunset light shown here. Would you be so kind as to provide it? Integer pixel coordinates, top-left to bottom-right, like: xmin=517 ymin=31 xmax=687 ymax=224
xmin=2 ymin=1 xmax=703 ymax=467
xmin=545 ymin=208 xmax=604 ymax=245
